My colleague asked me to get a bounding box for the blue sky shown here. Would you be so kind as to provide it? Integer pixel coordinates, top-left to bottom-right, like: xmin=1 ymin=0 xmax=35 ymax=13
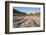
xmin=13 ymin=7 xmax=40 ymax=14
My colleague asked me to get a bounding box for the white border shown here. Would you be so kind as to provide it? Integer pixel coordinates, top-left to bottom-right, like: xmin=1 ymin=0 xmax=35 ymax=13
xmin=9 ymin=3 xmax=43 ymax=32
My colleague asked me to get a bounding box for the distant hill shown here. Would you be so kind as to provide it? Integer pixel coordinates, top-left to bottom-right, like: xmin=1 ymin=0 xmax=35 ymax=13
xmin=13 ymin=9 xmax=27 ymax=16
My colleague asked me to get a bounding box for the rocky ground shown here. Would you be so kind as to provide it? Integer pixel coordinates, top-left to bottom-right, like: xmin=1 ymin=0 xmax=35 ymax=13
xmin=13 ymin=16 xmax=40 ymax=28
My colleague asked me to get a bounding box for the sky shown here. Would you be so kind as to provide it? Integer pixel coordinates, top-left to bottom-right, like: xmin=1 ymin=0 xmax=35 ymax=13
xmin=13 ymin=7 xmax=40 ymax=14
